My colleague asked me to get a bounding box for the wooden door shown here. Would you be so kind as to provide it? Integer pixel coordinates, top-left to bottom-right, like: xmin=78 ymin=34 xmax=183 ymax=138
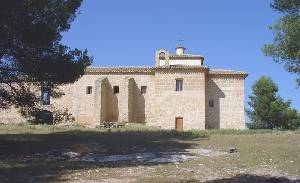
xmin=175 ymin=117 xmax=183 ymax=131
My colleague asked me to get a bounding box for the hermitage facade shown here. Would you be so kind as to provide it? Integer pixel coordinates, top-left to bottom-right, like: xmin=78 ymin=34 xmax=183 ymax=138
xmin=0 ymin=47 xmax=248 ymax=130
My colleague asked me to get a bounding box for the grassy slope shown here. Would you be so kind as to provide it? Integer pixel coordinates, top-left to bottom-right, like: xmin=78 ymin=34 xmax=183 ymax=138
xmin=0 ymin=124 xmax=299 ymax=183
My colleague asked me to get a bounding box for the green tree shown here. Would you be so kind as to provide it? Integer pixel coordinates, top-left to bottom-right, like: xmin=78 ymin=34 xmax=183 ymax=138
xmin=0 ymin=0 xmax=92 ymax=120
xmin=262 ymin=0 xmax=300 ymax=85
xmin=247 ymin=76 xmax=300 ymax=129
xmin=262 ymin=0 xmax=300 ymax=86
xmin=283 ymin=108 xmax=300 ymax=129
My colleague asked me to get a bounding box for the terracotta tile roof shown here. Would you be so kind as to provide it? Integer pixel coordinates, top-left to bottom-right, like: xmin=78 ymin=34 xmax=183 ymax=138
xmin=86 ymin=66 xmax=209 ymax=73
xmin=156 ymin=65 xmax=208 ymax=70
xmin=209 ymin=69 xmax=248 ymax=77
xmin=85 ymin=66 xmax=154 ymax=74
xmin=85 ymin=66 xmax=248 ymax=78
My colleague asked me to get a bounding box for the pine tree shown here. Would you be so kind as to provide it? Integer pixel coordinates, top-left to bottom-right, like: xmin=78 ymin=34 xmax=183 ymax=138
xmin=263 ymin=0 xmax=300 ymax=86
xmin=247 ymin=76 xmax=300 ymax=129
xmin=0 ymin=0 xmax=93 ymax=120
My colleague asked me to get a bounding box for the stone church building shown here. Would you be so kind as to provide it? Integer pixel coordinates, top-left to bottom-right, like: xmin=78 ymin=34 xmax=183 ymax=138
xmin=0 ymin=47 xmax=248 ymax=130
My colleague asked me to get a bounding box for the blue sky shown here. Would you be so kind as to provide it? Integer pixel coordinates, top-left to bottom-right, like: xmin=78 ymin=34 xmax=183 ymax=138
xmin=61 ymin=0 xmax=299 ymax=118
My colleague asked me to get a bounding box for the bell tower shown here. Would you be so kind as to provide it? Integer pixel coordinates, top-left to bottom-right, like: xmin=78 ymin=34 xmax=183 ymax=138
xmin=175 ymin=46 xmax=186 ymax=55
xmin=155 ymin=47 xmax=204 ymax=67
xmin=155 ymin=49 xmax=169 ymax=67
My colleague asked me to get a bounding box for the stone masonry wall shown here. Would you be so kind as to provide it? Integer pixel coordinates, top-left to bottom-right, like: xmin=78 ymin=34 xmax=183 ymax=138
xmin=205 ymin=75 xmax=245 ymax=129
xmin=70 ymin=74 xmax=156 ymax=126
xmin=0 ymin=69 xmax=246 ymax=130
xmin=0 ymin=83 xmax=74 ymax=124
xmin=0 ymin=108 xmax=25 ymax=124
xmin=154 ymin=69 xmax=206 ymax=130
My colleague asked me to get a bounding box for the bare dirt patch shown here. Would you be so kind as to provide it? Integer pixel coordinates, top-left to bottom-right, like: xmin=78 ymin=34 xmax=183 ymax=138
xmin=25 ymin=147 xmax=228 ymax=165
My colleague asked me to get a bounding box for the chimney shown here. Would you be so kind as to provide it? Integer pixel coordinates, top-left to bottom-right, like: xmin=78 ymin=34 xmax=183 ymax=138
xmin=175 ymin=46 xmax=186 ymax=55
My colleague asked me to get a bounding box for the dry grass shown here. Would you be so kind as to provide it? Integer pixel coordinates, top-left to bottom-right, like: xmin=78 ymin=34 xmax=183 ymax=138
xmin=0 ymin=123 xmax=299 ymax=183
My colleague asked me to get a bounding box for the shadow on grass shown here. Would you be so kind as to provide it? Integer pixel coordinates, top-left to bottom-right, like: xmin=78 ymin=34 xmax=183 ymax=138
xmin=0 ymin=129 xmax=206 ymax=182
xmin=179 ymin=174 xmax=300 ymax=183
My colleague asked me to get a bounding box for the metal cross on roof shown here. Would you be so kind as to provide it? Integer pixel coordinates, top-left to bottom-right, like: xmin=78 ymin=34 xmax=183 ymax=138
xmin=176 ymin=38 xmax=185 ymax=46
